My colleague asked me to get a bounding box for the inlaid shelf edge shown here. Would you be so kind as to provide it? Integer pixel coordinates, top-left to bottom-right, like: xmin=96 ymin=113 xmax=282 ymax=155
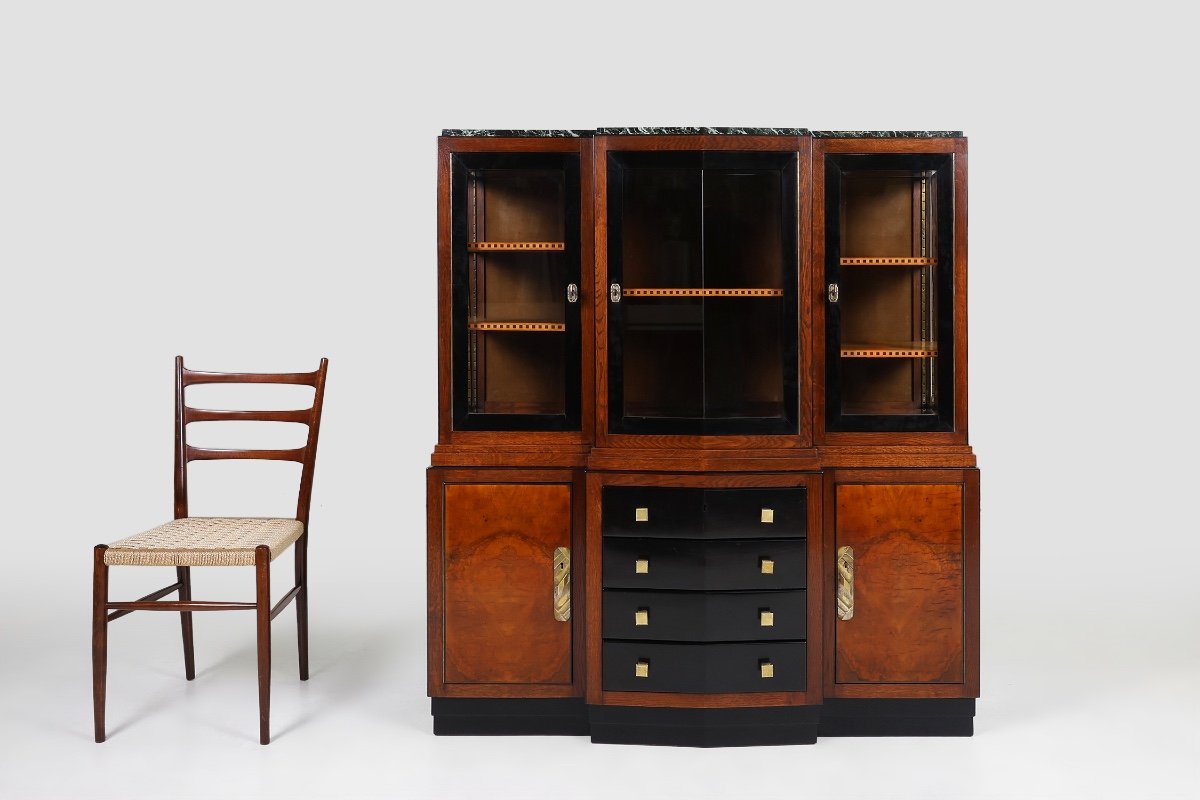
xmin=839 ymin=257 xmax=937 ymax=266
xmin=467 ymin=242 xmax=566 ymax=252
xmin=468 ymin=321 xmax=567 ymax=332
xmin=623 ymin=288 xmax=785 ymax=298
xmin=841 ymin=343 xmax=939 ymax=358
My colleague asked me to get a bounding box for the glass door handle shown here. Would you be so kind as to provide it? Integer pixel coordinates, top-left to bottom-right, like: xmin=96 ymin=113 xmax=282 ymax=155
xmin=828 ymin=283 xmax=839 ymax=303
xmin=566 ymin=283 xmax=579 ymax=304
xmin=609 ymin=283 xmax=622 ymax=303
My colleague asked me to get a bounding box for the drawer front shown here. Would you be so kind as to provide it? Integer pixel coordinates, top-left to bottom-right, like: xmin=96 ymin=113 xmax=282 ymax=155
xmin=602 ymin=487 xmax=703 ymax=538
xmin=603 ymin=537 xmax=807 ymax=590
xmin=603 ymin=590 xmax=806 ymax=642
xmin=701 ymin=488 xmax=806 ymax=538
xmin=603 ymin=641 xmax=806 ymax=693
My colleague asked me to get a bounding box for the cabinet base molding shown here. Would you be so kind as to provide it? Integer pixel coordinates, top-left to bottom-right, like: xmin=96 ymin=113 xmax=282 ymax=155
xmin=430 ymin=698 xmax=974 ymax=742
xmin=431 ymin=698 xmax=589 ymax=736
xmin=589 ymin=704 xmax=820 ymax=747
xmin=818 ymin=698 xmax=975 ymax=737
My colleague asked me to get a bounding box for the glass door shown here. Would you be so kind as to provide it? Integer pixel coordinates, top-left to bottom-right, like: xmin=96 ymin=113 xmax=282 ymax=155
xmin=825 ymin=154 xmax=954 ymax=432
xmin=451 ymin=153 xmax=581 ymax=431
xmin=607 ymin=151 xmax=798 ymax=435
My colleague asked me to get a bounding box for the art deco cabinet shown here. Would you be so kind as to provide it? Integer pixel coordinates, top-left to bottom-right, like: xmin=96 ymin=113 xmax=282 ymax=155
xmin=428 ymin=128 xmax=978 ymax=746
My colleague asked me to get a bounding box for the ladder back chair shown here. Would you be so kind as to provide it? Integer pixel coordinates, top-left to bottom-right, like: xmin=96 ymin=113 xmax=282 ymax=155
xmin=92 ymin=357 xmax=329 ymax=745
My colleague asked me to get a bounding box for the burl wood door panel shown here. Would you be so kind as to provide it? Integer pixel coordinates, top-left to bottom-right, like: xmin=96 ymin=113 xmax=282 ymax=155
xmin=443 ymin=483 xmax=572 ymax=684
xmin=835 ymin=483 xmax=964 ymax=684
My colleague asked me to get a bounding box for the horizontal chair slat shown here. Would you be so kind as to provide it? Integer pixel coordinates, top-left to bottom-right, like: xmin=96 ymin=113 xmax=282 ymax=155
xmin=107 ymin=601 xmax=256 ymax=613
xmin=182 ymin=369 xmax=321 ymax=387
xmin=184 ymin=408 xmax=313 ymax=423
xmin=185 ymin=445 xmax=307 ymax=462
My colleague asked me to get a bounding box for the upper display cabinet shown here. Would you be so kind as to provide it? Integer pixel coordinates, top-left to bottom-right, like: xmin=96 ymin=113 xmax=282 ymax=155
xmin=598 ymin=137 xmax=805 ymax=439
xmin=438 ymin=136 xmax=592 ymax=436
xmin=815 ymin=136 xmax=967 ymax=441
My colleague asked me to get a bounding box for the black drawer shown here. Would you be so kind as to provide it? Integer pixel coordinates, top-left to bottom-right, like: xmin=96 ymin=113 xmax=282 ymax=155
xmin=602 ymin=487 xmax=703 ymax=537
xmin=603 ymin=537 xmax=806 ymax=590
xmin=602 ymin=487 xmax=805 ymax=539
xmin=603 ymin=641 xmax=806 ymax=693
xmin=603 ymin=590 xmax=806 ymax=642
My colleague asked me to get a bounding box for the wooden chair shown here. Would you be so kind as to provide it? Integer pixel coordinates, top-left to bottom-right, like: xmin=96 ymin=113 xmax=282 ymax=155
xmin=92 ymin=357 xmax=328 ymax=745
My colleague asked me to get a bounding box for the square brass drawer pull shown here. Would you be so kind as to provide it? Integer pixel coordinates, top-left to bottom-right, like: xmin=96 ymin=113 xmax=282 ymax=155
xmin=760 ymin=609 xmax=774 ymax=627
xmin=635 ymin=558 xmax=649 ymax=574
xmin=760 ymin=661 xmax=774 ymax=679
xmin=634 ymin=507 xmax=649 ymax=522
xmin=761 ymin=508 xmax=774 ymax=523
xmin=634 ymin=608 xmax=649 ymax=626
xmin=635 ymin=660 xmax=649 ymax=678
xmin=760 ymin=557 xmax=774 ymax=575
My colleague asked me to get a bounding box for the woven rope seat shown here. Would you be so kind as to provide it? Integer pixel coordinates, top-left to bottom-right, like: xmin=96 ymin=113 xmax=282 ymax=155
xmin=104 ymin=518 xmax=304 ymax=567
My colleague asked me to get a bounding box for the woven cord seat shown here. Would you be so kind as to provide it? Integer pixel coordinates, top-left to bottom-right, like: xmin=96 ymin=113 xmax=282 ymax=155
xmin=104 ymin=518 xmax=305 ymax=567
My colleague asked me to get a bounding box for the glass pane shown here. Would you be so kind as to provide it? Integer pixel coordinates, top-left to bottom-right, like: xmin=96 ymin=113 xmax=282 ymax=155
xmin=620 ymin=161 xmax=702 ymax=289
xmin=452 ymin=153 xmax=580 ymax=431
xmin=826 ymin=154 xmax=953 ymax=432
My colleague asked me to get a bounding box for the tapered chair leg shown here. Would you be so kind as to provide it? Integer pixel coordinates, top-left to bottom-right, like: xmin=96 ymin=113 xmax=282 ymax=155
xmin=295 ymin=535 xmax=309 ymax=680
xmin=177 ymin=566 xmax=196 ymax=680
xmin=92 ymin=545 xmax=109 ymax=743
xmin=255 ymin=545 xmax=272 ymax=745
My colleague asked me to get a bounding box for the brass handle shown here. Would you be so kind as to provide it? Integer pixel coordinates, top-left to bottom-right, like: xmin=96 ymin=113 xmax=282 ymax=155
xmin=634 ymin=608 xmax=649 ymax=626
xmin=760 ymin=557 xmax=774 ymax=575
xmin=760 ymin=508 xmax=774 ymax=523
xmin=553 ymin=546 xmax=571 ymax=622
xmin=760 ymin=660 xmax=774 ymax=679
xmin=760 ymin=609 xmax=774 ymax=627
xmin=634 ymin=507 xmax=648 ymax=522
xmin=566 ymin=283 xmax=579 ymax=303
xmin=635 ymin=660 xmax=649 ymax=678
xmin=836 ymin=545 xmax=854 ymax=621
xmin=635 ymin=558 xmax=649 ymax=574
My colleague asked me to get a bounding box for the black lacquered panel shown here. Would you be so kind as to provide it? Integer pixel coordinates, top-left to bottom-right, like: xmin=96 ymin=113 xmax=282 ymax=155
xmin=602 ymin=537 xmax=807 ymax=591
xmin=601 ymin=487 xmax=703 ymax=537
xmin=602 ymin=487 xmax=806 ymax=540
xmin=603 ymin=641 xmax=806 ymax=693
xmin=701 ymin=488 xmax=806 ymax=538
xmin=603 ymin=590 xmax=806 ymax=642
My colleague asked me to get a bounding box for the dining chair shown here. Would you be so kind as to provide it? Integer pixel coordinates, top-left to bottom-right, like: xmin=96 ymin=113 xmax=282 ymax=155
xmin=93 ymin=356 xmax=328 ymax=744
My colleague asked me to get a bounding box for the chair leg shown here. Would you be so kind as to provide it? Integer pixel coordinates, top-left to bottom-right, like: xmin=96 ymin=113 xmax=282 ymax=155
xmin=92 ymin=545 xmax=109 ymax=743
xmin=254 ymin=545 xmax=272 ymax=745
xmin=295 ymin=535 xmax=309 ymax=680
xmin=177 ymin=566 xmax=196 ymax=680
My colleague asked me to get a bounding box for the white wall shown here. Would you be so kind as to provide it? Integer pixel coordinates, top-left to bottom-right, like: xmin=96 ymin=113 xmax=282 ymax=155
xmin=1 ymin=2 xmax=1196 ymax=798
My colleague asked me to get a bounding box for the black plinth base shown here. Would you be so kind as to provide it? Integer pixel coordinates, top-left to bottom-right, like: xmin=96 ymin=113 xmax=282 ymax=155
xmin=431 ymin=697 xmax=975 ymax=742
xmin=589 ymin=705 xmax=820 ymax=747
xmin=432 ymin=698 xmax=589 ymax=736
xmin=818 ymin=698 xmax=975 ymax=737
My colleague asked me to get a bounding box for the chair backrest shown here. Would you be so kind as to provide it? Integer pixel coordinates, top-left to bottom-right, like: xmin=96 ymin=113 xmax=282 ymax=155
xmin=174 ymin=357 xmax=329 ymax=527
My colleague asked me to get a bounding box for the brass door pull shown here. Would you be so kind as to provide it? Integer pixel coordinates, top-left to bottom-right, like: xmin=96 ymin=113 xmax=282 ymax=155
xmin=634 ymin=608 xmax=649 ymax=626
xmin=760 ymin=661 xmax=774 ymax=679
xmin=553 ymin=547 xmax=571 ymax=622
xmin=836 ymin=545 xmax=854 ymax=621
xmin=635 ymin=660 xmax=649 ymax=678
xmin=635 ymin=558 xmax=649 ymax=574
xmin=760 ymin=609 xmax=774 ymax=627
xmin=634 ymin=507 xmax=648 ymax=522
xmin=760 ymin=508 xmax=774 ymax=523
xmin=760 ymin=557 xmax=774 ymax=575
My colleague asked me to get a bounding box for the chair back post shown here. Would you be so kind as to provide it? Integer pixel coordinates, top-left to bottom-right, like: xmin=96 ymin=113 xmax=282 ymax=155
xmin=174 ymin=356 xmax=188 ymax=520
xmin=295 ymin=358 xmax=329 ymax=529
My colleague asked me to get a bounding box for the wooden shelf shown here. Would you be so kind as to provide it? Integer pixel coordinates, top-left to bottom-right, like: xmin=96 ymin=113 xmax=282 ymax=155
xmin=469 ymin=321 xmax=566 ymax=332
xmin=840 ymin=257 xmax=936 ymax=267
xmin=841 ymin=342 xmax=938 ymax=358
xmin=623 ymin=288 xmax=784 ymax=298
xmin=467 ymin=242 xmax=565 ymax=252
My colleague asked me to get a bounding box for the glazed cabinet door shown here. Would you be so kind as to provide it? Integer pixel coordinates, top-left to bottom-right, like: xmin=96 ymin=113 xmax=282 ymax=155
xmin=827 ymin=470 xmax=978 ymax=697
xmin=449 ymin=149 xmax=584 ymax=431
xmin=429 ymin=470 xmax=581 ymax=696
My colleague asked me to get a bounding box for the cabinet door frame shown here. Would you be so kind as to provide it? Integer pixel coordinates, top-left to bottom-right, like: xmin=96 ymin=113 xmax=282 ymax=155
xmin=436 ymin=136 xmax=595 ymax=454
xmin=813 ymin=137 xmax=968 ymax=447
xmin=822 ymin=468 xmax=979 ymax=699
xmin=427 ymin=467 xmax=586 ymax=698
xmin=592 ymin=134 xmax=813 ymax=451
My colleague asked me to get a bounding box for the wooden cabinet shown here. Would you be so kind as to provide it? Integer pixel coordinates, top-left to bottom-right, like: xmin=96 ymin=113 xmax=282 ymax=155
xmin=430 ymin=128 xmax=978 ymax=745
